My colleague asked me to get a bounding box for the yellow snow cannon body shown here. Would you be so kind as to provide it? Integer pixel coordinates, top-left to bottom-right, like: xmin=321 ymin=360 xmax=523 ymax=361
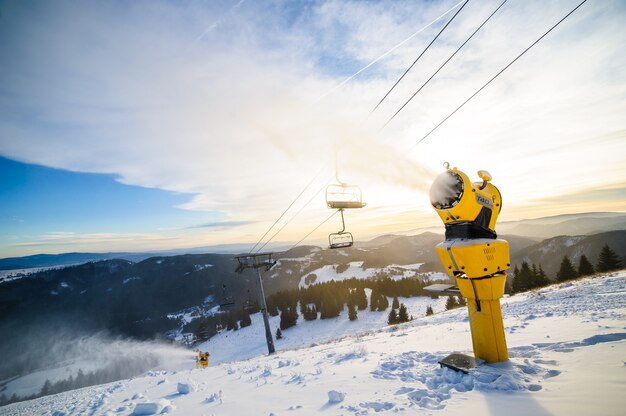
xmin=430 ymin=163 xmax=510 ymax=364
xmin=196 ymin=351 xmax=209 ymax=369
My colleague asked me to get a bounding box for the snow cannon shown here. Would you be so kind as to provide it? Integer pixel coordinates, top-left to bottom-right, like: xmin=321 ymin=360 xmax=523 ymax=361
xmin=429 ymin=163 xmax=510 ymax=365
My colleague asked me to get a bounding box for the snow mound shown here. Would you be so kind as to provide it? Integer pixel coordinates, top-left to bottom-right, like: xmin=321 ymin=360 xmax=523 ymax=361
xmin=133 ymin=399 xmax=170 ymax=415
xmin=176 ymin=382 xmax=195 ymax=394
xmin=328 ymin=390 xmax=345 ymax=404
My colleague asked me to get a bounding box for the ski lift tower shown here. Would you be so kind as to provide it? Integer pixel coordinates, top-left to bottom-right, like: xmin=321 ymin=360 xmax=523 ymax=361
xmin=234 ymin=252 xmax=277 ymax=354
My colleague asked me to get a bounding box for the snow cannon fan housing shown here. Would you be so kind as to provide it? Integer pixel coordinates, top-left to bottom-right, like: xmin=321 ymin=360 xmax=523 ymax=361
xmin=430 ymin=165 xmax=510 ymax=279
xmin=429 ymin=166 xmax=502 ymax=239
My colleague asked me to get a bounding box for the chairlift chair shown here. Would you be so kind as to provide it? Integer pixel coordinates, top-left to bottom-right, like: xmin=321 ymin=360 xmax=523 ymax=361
xmin=328 ymin=209 xmax=355 ymax=249
xmin=219 ymin=284 xmax=235 ymax=309
xmin=326 ymin=183 xmax=366 ymax=210
xmin=329 ymin=231 xmax=354 ymax=249
xmin=243 ymin=289 xmax=256 ymax=311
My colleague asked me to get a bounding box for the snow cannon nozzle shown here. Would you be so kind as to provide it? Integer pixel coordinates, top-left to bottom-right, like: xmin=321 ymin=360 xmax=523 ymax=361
xmin=429 ymin=166 xmax=502 ymax=240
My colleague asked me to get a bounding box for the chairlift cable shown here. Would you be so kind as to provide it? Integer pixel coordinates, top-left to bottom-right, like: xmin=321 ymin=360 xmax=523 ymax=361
xmin=287 ymin=210 xmax=339 ymax=252
xmin=401 ymin=0 xmax=589 ymax=148
xmin=315 ymin=0 xmax=469 ymax=103
xmin=371 ymin=0 xmax=470 ymax=113
xmin=254 ymin=177 xmax=333 ymax=254
xmin=382 ymin=0 xmax=509 ymax=129
xmin=247 ymin=169 xmax=322 ymax=254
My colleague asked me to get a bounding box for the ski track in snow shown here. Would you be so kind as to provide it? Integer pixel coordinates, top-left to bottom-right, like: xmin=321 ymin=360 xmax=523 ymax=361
xmin=2 ymin=271 xmax=625 ymax=416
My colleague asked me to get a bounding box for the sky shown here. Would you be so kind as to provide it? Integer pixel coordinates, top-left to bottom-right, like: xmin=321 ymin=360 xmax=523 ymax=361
xmin=1 ymin=0 xmax=625 ymax=258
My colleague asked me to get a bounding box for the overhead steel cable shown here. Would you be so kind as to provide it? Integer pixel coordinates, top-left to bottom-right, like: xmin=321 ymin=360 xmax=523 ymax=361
xmin=247 ymin=171 xmax=321 ymax=254
xmin=254 ymin=178 xmax=332 ymax=254
xmin=403 ymin=0 xmax=589 ymax=150
xmin=287 ymin=210 xmax=339 ymax=253
xmin=316 ymin=0 xmax=468 ymax=103
xmin=383 ymin=0 xmax=509 ymax=129
xmin=371 ymin=0 xmax=470 ymax=113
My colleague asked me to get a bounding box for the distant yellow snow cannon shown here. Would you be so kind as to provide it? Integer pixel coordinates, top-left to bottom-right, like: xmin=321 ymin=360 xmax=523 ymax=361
xmin=427 ymin=162 xmax=510 ymax=368
xmin=196 ymin=351 xmax=210 ymax=369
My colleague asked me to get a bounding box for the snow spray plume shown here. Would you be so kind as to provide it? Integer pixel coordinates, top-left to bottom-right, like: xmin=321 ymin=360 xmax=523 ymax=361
xmin=429 ymin=170 xmax=463 ymax=208
xmin=250 ymin=98 xmax=436 ymax=193
xmin=0 ymin=321 xmax=194 ymax=399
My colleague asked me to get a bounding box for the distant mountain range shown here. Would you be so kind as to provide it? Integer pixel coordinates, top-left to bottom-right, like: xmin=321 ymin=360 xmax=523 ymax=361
xmin=511 ymin=230 xmax=626 ymax=277
xmin=406 ymin=211 xmax=626 ymax=239
xmin=497 ymin=212 xmax=626 ymax=238
xmin=2 ymin=212 xmax=624 ymax=271
xmin=0 ymin=244 xmax=254 ymax=271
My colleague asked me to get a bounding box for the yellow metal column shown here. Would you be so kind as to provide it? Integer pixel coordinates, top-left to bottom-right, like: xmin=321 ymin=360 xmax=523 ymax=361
xmin=456 ymin=273 xmax=508 ymax=362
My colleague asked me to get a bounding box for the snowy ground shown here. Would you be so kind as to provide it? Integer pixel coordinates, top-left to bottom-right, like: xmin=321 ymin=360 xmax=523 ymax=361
xmin=298 ymin=261 xmax=448 ymax=288
xmin=0 ymin=265 xmax=73 ymax=284
xmin=2 ymin=271 xmax=625 ymax=416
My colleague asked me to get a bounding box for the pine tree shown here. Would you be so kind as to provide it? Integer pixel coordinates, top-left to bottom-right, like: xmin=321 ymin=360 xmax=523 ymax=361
xmin=392 ymin=296 xmax=400 ymax=309
xmin=456 ymin=296 xmax=466 ymax=307
xmin=267 ymin=301 xmax=279 ymax=317
xmin=239 ymin=309 xmax=252 ymax=328
xmin=348 ymin=302 xmax=357 ymax=321
xmin=397 ymin=304 xmax=410 ymax=323
xmin=536 ymin=264 xmax=549 ymax=287
xmin=276 ymin=327 xmax=282 ymax=339
xmin=75 ymin=369 xmax=86 ymax=388
xmin=387 ymin=308 xmax=398 ymax=325
xmin=226 ymin=314 xmax=238 ymax=330
xmin=320 ymin=294 xmax=342 ymax=319
xmin=596 ymin=244 xmax=623 ymax=272
xmin=41 ymin=379 xmax=52 ymax=396
xmin=303 ymin=304 xmax=318 ymax=321
xmin=577 ymin=255 xmax=594 ymax=276
xmin=557 ymin=255 xmax=577 ymax=282
xmin=514 ymin=262 xmax=534 ymax=292
xmin=445 ymin=295 xmax=458 ymax=310
xmin=280 ymin=306 xmax=298 ymax=330
xmin=511 ymin=265 xmax=521 ymax=293
xmin=378 ymin=294 xmax=389 ymax=311
xmin=354 ymin=286 xmax=368 ymax=310
xmin=425 ymin=305 xmax=434 ymax=316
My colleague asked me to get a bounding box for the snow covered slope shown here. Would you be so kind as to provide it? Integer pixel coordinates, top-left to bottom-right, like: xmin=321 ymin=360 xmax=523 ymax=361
xmin=3 ymin=271 xmax=625 ymax=416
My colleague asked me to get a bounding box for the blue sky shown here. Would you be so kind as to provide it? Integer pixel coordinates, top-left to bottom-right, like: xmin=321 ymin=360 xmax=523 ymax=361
xmin=1 ymin=0 xmax=625 ymax=257
xmin=0 ymin=156 xmax=206 ymax=235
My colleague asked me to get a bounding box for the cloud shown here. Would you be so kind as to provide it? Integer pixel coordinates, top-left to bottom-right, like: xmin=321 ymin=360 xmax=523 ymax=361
xmin=189 ymin=220 xmax=257 ymax=229
xmin=1 ymin=0 xmax=625 ymax=251
xmin=12 ymin=232 xmax=174 ymax=249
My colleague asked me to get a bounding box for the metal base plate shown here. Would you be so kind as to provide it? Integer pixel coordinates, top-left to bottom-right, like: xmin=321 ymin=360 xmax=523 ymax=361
xmin=438 ymin=353 xmax=476 ymax=374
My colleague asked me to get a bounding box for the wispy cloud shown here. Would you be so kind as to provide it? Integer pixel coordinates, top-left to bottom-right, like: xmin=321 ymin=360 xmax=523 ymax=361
xmin=1 ymin=0 xmax=625 ymax=254
xmin=188 ymin=220 xmax=256 ymax=230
